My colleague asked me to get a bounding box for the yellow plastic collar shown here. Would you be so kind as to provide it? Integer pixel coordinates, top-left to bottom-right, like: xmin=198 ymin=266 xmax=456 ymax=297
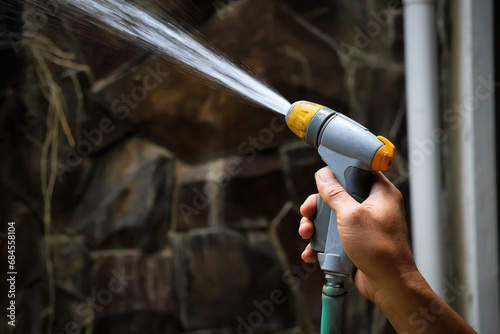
xmin=287 ymin=101 xmax=325 ymax=141
xmin=372 ymin=136 xmax=396 ymax=171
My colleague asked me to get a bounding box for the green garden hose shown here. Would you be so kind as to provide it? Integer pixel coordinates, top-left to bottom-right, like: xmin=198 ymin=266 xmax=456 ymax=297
xmin=320 ymin=282 xmax=345 ymax=334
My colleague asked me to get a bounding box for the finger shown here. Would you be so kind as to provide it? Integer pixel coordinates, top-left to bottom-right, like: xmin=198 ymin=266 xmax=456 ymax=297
xmin=372 ymin=171 xmax=392 ymax=190
xmin=299 ymin=217 xmax=315 ymax=239
xmin=301 ymin=243 xmax=317 ymax=263
xmin=373 ymin=171 xmax=390 ymax=183
xmin=315 ymin=167 xmax=358 ymax=213
xmin=365 ymin=171 xmax=401 ymax=204
xmin=365 ymin=172 xmax=391 ymax=197
xmin=300 ymin=194 xmax=318 ymax=218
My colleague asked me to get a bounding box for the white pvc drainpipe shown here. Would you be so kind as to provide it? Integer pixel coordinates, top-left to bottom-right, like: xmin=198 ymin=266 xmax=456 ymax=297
xmin=402 ymin=0 xmax=444 ymax=296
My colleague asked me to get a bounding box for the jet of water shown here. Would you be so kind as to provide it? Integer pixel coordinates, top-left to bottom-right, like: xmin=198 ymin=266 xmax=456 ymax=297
xmin=61 ymin=0 xmax=291 ymax=115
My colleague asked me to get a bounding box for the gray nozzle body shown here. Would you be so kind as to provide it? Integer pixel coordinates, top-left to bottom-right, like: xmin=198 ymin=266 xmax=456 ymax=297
xmin=289 ymin=105 xmax=385 ymax=279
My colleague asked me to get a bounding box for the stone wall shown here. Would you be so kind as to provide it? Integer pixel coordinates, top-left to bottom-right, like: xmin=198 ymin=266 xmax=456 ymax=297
xmin=0 ymin=0 xmax=407 ymax=333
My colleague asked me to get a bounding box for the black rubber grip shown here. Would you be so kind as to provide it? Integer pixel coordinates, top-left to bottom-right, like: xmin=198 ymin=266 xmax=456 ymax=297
xmin=344 ymin=167 xmax=374 ymax=203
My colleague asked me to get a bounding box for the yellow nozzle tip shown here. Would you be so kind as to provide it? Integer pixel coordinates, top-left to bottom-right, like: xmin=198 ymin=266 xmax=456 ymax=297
xmin=372 ymin=136 xmax=396 ymax=171
xmin=287 ymin=101 xmax=325 ymax=140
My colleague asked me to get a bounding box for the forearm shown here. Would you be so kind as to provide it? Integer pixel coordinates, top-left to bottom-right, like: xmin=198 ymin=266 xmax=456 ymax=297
xmin=375 ymin=271 xmax=477 ymax=334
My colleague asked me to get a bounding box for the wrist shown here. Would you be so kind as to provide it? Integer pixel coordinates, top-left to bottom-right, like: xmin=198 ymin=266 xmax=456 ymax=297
xmin=371 ymin=268 xmax=477 ymax=334
xmin=372 ymin=270 xmax=435 ymax=333
xmin=373 ymin=265 xmax=427 ymax=310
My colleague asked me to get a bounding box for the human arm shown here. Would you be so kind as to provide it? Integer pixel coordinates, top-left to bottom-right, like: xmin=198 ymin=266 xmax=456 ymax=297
xmin=298 ymin=167 xmax=476 ymax=334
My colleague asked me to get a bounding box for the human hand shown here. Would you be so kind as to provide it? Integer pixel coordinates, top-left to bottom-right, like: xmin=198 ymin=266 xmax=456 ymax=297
xmin=299 ymin=168 xmax=477 ymax=333
xmin=299 ymin=167 xmax=418 ymax=303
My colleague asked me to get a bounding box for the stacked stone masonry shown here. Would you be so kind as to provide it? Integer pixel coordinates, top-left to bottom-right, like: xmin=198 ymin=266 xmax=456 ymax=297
xmin=0 ymin=0 xmax=407 ymax=333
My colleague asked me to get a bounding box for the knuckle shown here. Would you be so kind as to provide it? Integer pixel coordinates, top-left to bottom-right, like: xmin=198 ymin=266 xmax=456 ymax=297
xmin=299 ymin=217 xmax=306 ymax=225
xmin=349 ymin=205 xmax=367 ymax=221
xmin=392 ymin=187 xmax=404 ymax=204
xmin=382 ymin=182 xmax=404 ymax=203
xmin=325 ymin=184 xmax=345 ymax=200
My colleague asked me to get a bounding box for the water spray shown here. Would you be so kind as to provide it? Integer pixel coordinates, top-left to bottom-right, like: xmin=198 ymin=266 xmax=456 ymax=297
xmin=61 ymin=0 xmax=290 ymax=115
xmin=286 ymin=101 xmax=395 ymax=333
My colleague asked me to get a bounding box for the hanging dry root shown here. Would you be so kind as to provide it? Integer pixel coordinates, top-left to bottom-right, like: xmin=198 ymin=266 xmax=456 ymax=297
xmin=23 ymin=19 xmax=92 ymax=334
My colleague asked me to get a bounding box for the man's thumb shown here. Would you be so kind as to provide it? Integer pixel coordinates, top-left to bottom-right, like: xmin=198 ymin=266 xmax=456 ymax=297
xmin=315 ymin=167 xmax=358 ymax=213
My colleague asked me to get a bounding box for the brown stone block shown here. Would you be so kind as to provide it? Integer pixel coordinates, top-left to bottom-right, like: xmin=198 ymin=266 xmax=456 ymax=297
xmin=93 ymin=311 xmax=178 ymax=334
xmin=172 ymin=161 xmax=214 ymax=230
xmin=222 ymin=153 xmax=288 ymax=230
xmin=50 ymin=234 xmax=92 ymax=296
xmin=69 ymin=137 xmax=175 ymax=251
xmin=85 ymin=249 xmax=176 ymax=320
xmin=174 ymin=180 xmax=211 ymax=230
xmin=171 ymin=229 xmax=294 ymax=331
xmin=245 ymin=232 xmax=296 ymax=329
xmin=171 ymin=229 xmax=251 ymax=329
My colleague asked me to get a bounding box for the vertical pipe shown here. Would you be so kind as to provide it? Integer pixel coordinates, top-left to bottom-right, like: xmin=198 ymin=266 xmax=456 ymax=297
xmin=449 ymin=0 xmax=500 ymax=331
xmin=402 ymin=0 xmax=444 ymax=296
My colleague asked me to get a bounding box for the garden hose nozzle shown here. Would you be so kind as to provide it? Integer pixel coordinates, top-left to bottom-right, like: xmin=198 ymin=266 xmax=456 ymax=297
xmin=286 ymin=101 xmax=395 ymax=333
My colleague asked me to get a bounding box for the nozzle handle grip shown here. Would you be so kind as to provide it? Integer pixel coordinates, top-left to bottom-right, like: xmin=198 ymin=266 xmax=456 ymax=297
xmin=311 ymin=149 xmax=375 ymax=277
